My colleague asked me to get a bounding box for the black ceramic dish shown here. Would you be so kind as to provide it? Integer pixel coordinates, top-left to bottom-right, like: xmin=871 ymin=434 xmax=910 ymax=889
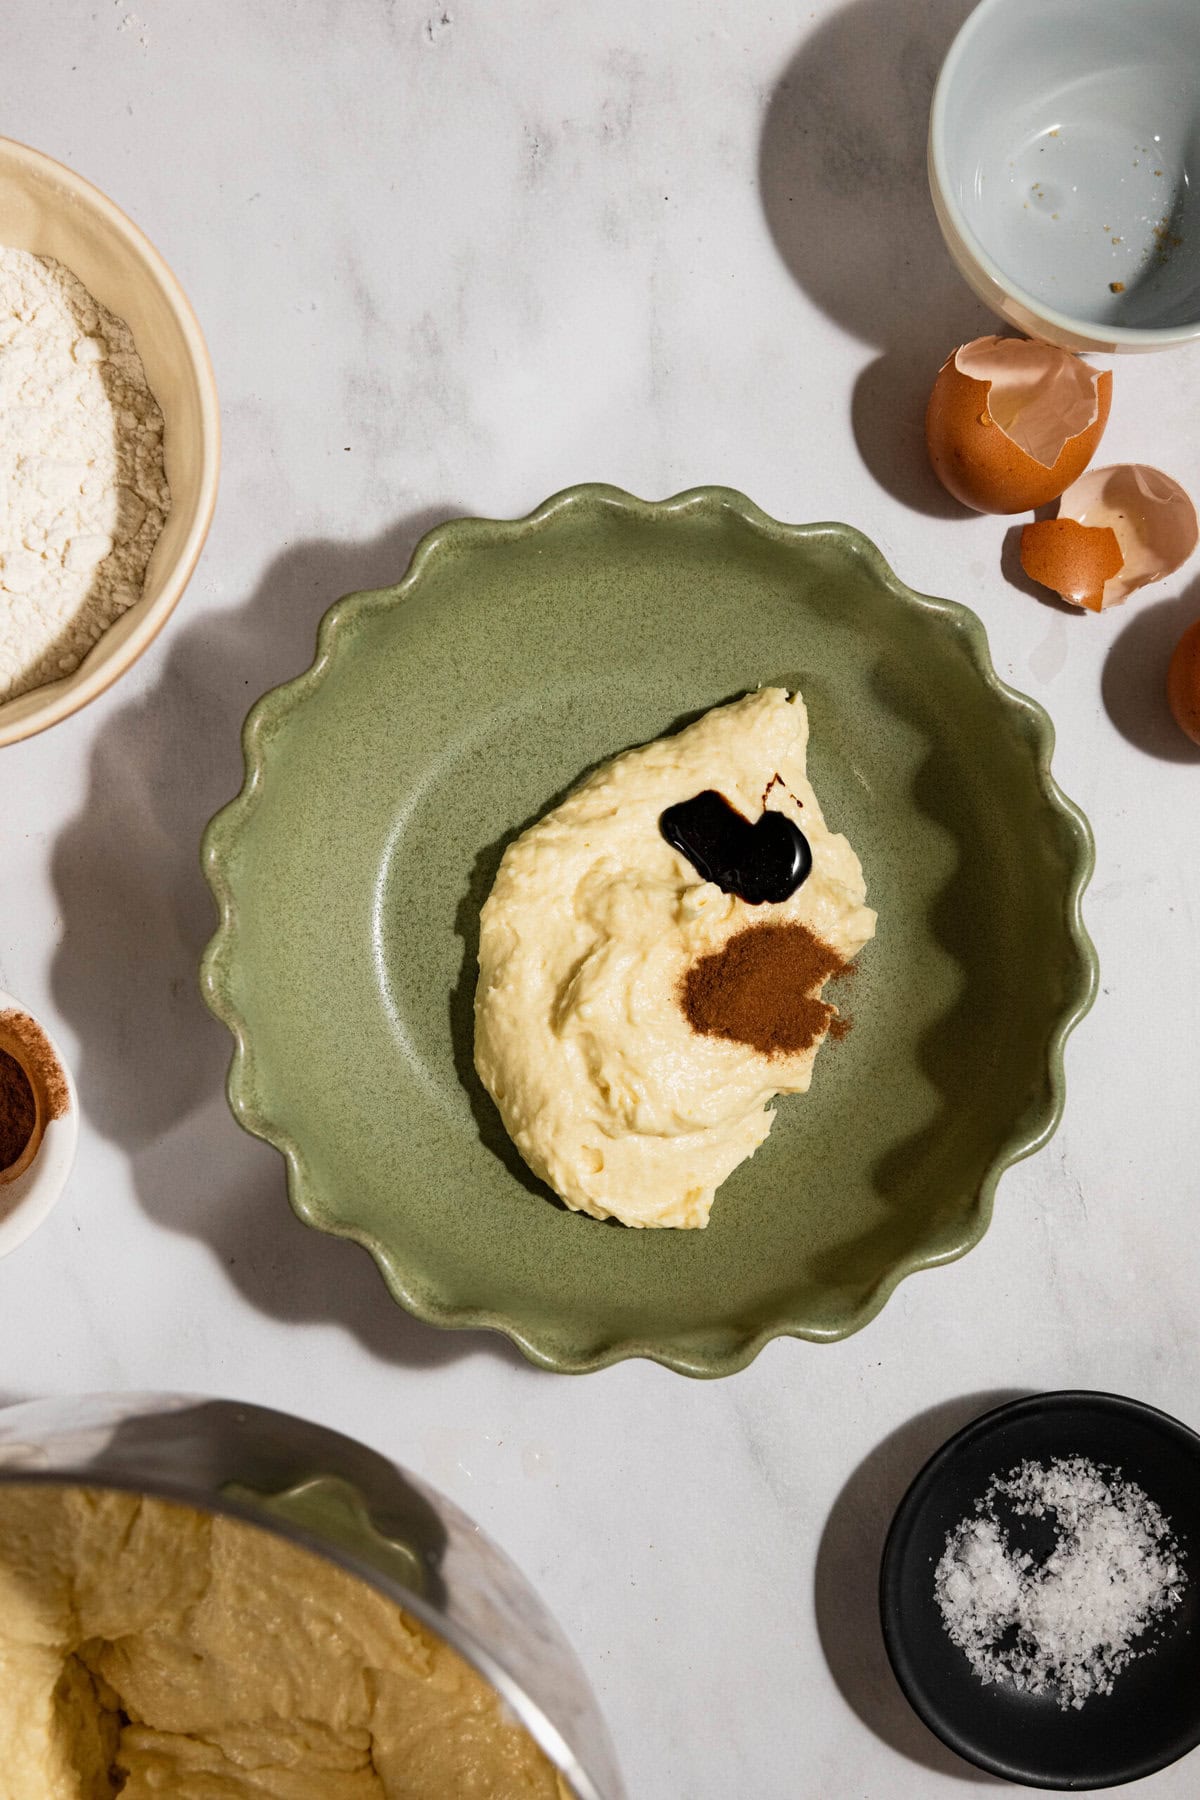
xmin=880 ymin=1391 xmax=1200 ymax=1790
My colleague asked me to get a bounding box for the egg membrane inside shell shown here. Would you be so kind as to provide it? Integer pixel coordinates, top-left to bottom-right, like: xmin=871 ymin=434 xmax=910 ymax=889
xmin=1057 ymin=463 xmax=1199 ymax=608
xmin=954 ymin=336 xmax=1104 ymax=467
xmin=925 ymin=335 xmax=1111 ymax=514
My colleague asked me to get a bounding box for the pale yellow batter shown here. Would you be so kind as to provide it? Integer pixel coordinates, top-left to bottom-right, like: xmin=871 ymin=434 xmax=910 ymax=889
xmin=474 ymin=688 xmax=876 ymax=1229
xmin=0 ymin=1484 xmax=566 ymax=1799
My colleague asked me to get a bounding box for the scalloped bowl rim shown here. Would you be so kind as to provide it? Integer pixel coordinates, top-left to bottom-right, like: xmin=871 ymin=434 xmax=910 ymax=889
xmin=200 ymin=485 xmax=1098 ymax=1376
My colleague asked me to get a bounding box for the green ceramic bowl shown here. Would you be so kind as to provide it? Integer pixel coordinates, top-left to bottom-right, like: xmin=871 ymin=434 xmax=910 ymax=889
xmin=201 ymin=486 xmax=1097 ymax=1377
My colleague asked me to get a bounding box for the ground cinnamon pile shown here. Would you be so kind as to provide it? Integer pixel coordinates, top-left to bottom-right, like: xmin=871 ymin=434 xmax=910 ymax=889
xmin=0 ymin=1050 xmax=35 ymax=1171
xmin=681 ymin=921 xmax=851 ymax=1056
xmin=0 ymin=1010 xmax=69 ymax=1176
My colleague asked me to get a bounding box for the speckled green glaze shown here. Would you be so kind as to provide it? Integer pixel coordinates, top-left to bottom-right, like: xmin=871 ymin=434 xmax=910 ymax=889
xmin=200 ymin=485 xmax=1098 ymax=1378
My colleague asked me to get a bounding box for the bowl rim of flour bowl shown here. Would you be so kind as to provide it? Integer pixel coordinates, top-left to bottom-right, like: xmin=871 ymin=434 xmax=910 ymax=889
xmin=0 ymin=136 xmax=220 ymax=747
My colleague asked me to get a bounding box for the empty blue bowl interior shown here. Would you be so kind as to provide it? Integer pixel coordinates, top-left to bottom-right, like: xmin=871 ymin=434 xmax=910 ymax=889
xmin=941 ymin=0 xmax=1200 ymax=330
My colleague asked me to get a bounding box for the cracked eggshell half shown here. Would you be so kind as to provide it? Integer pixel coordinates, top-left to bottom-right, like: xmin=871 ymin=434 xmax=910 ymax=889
xmin=925 ymin=335 xmax=1111 ymax=513
xmin=1019 ymin=518 xmax=1125 ymax=612
xmin=1024 ymin=465 xmax=1199 ymax=612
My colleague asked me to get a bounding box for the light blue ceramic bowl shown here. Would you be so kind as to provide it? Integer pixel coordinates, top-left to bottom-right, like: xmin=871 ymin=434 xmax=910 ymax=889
xmin=930 ymin=0 xmax=1200 ymax=351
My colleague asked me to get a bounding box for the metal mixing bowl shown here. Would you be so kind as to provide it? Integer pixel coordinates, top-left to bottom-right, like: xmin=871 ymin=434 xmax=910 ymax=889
xmin=0 ymin=1392 xmax=625 ymax=1800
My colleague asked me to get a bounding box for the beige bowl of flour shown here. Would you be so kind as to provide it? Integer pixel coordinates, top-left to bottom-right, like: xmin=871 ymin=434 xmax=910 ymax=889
xmin=0 ymin=137 xmax=219 ymax=747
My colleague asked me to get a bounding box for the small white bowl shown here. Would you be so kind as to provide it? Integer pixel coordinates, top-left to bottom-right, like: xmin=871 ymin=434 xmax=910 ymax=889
xmin=929 ymin=0 xmax=1200 ymax=352
xmin=0 ymin=138 xmax=220 ymax=745
xmin=0 ymin=994 xmax=78 ymax=1258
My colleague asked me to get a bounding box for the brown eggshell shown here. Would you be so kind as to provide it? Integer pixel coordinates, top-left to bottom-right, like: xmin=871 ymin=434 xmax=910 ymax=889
xmin=1057 ymin=464 xmax=1199 ymax=609
xmin=1167 ymin=618 xmax=1200 ymax=745
xmin=925 ymin=353 xmax=1112 ymax=515
xmin=1020 ymin=519 xmax=1124 ymax=612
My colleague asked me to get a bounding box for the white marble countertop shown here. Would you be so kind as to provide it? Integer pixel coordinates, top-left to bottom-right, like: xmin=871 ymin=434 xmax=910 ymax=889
xmin=3 ymin=2 xmax=1200 ymax=1795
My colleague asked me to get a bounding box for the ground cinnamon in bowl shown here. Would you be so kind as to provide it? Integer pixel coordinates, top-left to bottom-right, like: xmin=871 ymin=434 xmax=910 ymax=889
xmin=0 ymin=1051 xmax=35 ymax=1174
xmin=681 ymin=921 xmax=851 ymax=1055
xmin=0 ymin=1010 xmax=70 ymax=1183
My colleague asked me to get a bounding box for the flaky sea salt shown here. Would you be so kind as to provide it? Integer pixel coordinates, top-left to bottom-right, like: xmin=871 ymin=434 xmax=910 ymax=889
xmin=935 ymin=1457 xmax=1185 ymax=1709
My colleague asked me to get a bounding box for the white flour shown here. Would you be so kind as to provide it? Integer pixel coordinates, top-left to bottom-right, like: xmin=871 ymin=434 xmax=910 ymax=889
xmin=0 ymin=247 xmax=170 ymax=701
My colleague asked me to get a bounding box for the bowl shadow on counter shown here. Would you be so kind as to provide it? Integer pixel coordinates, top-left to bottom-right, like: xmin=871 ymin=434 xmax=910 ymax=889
xmin=49 ymin=507 xmax=529 ymax=1371
xmin=758 ymin=0 xmax=993 ymax=518
xmin=815 ymin=1390 xmax=1029 ymax=1781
